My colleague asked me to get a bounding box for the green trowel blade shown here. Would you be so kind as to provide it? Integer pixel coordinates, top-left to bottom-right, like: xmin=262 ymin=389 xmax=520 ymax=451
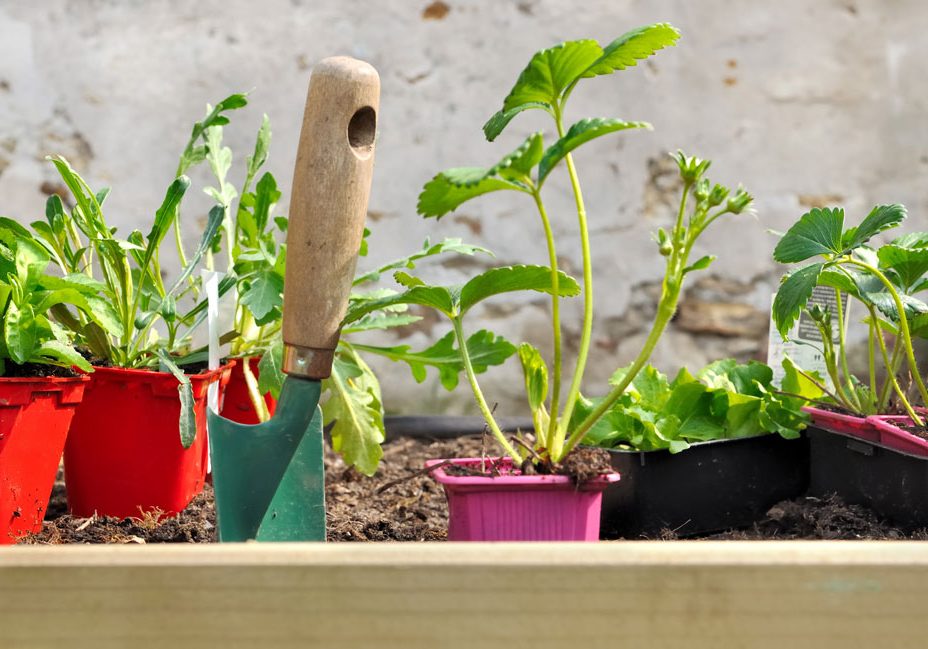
xmin=208 ymin=376 xmax=326 ymax=542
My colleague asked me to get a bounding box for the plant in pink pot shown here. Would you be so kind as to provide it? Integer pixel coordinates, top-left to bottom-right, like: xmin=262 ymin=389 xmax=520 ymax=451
xmin=346 ymin=23 xmax=760 ymax=541
xmin=771 ymin=203 xmax=928 ymax=527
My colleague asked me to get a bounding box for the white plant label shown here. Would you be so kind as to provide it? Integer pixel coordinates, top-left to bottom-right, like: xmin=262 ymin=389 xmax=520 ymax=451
xmin=767 ymin=287 xmax=849 ymax=390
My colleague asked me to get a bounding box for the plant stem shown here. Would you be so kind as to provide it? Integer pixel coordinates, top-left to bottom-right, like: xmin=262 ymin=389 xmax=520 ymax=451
xmin=834 ymin=289 xmax=860 ymax=409
xmin=868 ymin=316 xmax=877 ymax=399
xmin=553 ymin=106 xmax=594 ymax=438
xmin=871 ymin=305 xmax=921 ymax=423
xmin=242 ymin=357 xmax=270 ymax=422
xmin=849 ymin=259 xmax=928 ymax=416
xmin=878 ymin=335 xmax=904 ymax=410
xmin=564 ymin=296 xmax=678 ymax=458
xmin=530 ymin=188 xmax=563 ymax=454
xmin=451 ymin=316 xmax=522 ymax=463
xmin=560 ymin=183 xmax=692 ymax=459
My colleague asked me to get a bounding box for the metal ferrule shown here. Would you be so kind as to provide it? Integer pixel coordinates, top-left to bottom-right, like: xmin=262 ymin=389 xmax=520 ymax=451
xmin=282 ymin=344 xmax=335 ymax=380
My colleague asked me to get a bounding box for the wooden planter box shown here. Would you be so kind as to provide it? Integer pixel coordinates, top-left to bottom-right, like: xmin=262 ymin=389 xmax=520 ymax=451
xmin=1 ymin=541 xmax=926 ymax=648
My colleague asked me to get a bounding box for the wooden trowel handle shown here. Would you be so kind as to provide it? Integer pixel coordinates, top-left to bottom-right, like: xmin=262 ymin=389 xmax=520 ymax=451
xmin=282 ymin=56 xmax=380 ymax=379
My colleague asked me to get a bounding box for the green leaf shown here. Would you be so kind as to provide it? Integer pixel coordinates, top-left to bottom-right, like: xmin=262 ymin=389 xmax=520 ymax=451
xmin=246 ymin=114 xmax=272 ymax=184
xmin=683 ymin=255 xmax=716 ymax=275
xmin=772 ymin=263 xmax=825 ymax=337
xmin=780 ymin=357 xmax=825 ymax=401
xmin=166 ymin=205 xmax=224 ymax=298
xmin=459 ymin=265 xmax=580 ymax=314
xmin=239 ymin=268 xmax=284 ymax=325
xmin=483 ymin=102 xmax=551 ymax=141
xmin=773 ymin=207 xmax=844 ymax=263
xmin=342 ymin=312 xmax=422 ymax=334
xmin=417 ymin=169 xmax=526 ymax=218
xmin=845 ymin=204 xmax=906 ymax=249
xmin=878 ymin=244 xmax=928 ymax=292
xmin=537 ymin=118 xmax=650 ymax=183
xmin=580 ymin=23 xmax=681 ymax=80
xmin=4 ymin=302 xmax=36 ymax=364
xmin=252 ymin=172 xmax=281 ymax=234
xmin=892 ymin=231 xmax=928 ymax=249
xmin=499 ymin=39 xmax=602 ymax=113
xmin=34 ymin=340 xmax=92 ymax=372
xmin=517 ymin=343 xmax=548 ymax=413
xmin=157 ymin=350 xmax=197 ymax=449
xmin=257 ymin=343 xmax=285 ymax=399
xmin=865 ymin=290 xmax=928 ymax=323
xmin=148 ymin=176 xmax=191 ymax=253
xmin=343 ymin=284 xmax=456 ymax=324
xmin=484 ymin=24 xmax=678 ymax=139
xmin=416 ymin=133 xmax=542 ymax=218
xmin=353 ymin=237 xmax=492 ymax=287
xmin=354 ymin=329 xmax=516 ymax=391
xmin=322 ymin=348 xmax=385 ymax=476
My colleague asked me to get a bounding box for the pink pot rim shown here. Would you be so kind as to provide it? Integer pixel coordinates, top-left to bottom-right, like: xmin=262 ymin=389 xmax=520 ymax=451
xmin=802 ymin=405 xmax=867 ymax=423
xmin=426 ymin=457 xmax=620 ymax=488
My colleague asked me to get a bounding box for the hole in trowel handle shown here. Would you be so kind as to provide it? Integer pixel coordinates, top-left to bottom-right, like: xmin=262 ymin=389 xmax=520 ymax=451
xmin=347 ymin=106 xmax=376 ymax=157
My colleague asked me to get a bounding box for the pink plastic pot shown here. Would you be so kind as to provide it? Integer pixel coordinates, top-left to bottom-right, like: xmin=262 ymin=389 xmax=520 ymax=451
xmin=427 ymin=457 xmax=619 ymax=541
xmin=803 ymin=405 xmax=877 ymax=441
xmin=867 ymin=415 xmax=928 ymax=458
xmin=0 ymin=376 xmax=89 ymax=544
xmin=64 ymin=363 xmax=233 ymax=519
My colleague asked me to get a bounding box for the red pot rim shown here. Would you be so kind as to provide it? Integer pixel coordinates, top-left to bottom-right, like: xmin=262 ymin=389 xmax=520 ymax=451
xmin=86 ymin=362 xmax=234 ymax=382
xmin=0 ymin=374 xmax=90 ymax=385
xmin=426 ymin=457 xmax=620 ymax=487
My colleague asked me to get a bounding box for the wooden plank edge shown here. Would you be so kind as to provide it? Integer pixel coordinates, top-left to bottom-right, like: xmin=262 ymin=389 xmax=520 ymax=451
xmin=2 ymin=540 xmax=927 ymax=568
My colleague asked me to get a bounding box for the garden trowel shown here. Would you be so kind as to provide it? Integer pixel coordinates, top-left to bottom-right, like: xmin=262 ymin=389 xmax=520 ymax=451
xmin=208 ymin=56 xmax=379 ymax=542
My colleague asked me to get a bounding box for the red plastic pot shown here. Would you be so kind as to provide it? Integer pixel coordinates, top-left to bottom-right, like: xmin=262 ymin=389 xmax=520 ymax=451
xmin=63 ymin=363 xmax=233 ymax=519
xmin=218 ymin=356 xmax=277 ymax=424
xmin=0 ymin=375 xmax=89 ymax=544
xmin=802 ymin=405 xmax=877 ymax=440
xmin=426 ymin=457 xmax=619 ymax=541
xmin=867 ymin=415 xmax=928 ymax=458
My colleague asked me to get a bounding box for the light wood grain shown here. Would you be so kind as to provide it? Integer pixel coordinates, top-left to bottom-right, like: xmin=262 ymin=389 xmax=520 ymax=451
xmin=282 ymin=56 xmax=379 ymax=378
xmin=1 ymin=542 xmax=926 ymax=648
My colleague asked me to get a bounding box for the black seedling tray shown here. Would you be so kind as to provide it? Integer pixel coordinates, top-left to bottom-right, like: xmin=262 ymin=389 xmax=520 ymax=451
xmin=807 ymin=426 xmax=928 ymax=530
xmin=600 ymin=433 xmax=809 ymax=538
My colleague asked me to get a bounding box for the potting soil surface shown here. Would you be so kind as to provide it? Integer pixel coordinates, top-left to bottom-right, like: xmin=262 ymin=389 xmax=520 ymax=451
xmin=24 ymin=434 xmax=928 ymax=544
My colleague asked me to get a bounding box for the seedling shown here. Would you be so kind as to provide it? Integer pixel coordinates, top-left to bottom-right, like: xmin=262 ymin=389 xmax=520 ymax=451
xmin=0 ymin=219 xmax=114 ymax=374
xmin=772 ymin=204 xmax=928 ymax=425
xmin=348 ymin=23 xmax=754 ymax=467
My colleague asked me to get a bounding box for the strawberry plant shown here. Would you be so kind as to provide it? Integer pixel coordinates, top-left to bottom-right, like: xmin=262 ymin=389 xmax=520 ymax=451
xmin=772 ymin=204 xmax=928 ymax=424
xmin=358 ymin=24 xmax=754 ymax=468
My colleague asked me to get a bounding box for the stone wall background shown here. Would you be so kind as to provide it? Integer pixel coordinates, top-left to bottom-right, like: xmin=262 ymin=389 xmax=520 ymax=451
xmin=1 ymin=0 xmax=926 ymax=416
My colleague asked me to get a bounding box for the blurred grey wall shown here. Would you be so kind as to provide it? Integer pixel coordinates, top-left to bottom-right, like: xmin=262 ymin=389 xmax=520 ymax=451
xmin=1 ymin=0 xmax=925 ymax=415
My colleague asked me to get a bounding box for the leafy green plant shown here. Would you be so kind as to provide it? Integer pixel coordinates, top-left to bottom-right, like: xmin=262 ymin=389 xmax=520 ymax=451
xmin=0 ymin=219 xmax=116 ymax=375
xmin=28 ymin=96 xmax=250 ymax=446
xmin=577 ymin=358 xmax=821 ymax=453
xmin=395 ymin=23 xmax=754 ymax=467
xmin=155 ymin=94 xmax=516 ymax=474
xmin=257 ymin=237 xmax=524 ymax=475
xmin=771 ymin=204 xmax=928 ymax=424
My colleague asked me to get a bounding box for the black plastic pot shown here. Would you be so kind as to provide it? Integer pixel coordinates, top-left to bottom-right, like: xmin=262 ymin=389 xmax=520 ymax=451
xmin=600 ymin=433 xmax=810 ymax=538
xmin=807 ymin=426 xmax=928 ymax=530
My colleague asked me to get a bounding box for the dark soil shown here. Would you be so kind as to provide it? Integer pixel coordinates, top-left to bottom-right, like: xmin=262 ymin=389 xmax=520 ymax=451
xmin=21 ymin=434 xmax=928 ymax=544
xmin=899 ymin=424 xmax=928 ymax=442
xmin=2 ymin=363 xmax=79 ymax=378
